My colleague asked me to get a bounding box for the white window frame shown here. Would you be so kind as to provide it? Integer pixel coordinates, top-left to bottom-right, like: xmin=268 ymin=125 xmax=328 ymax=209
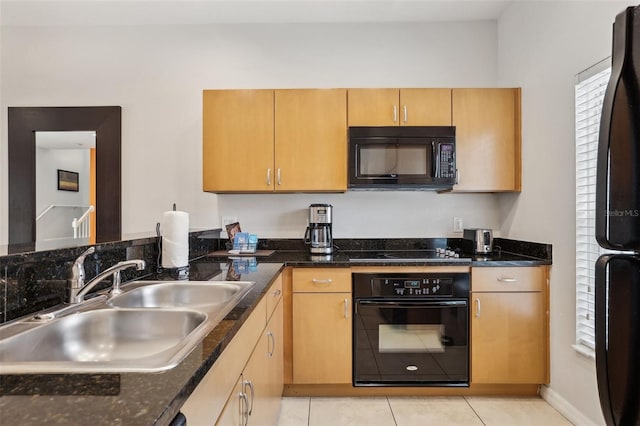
xmin=574 ymin=59 xmax=611 ymax=358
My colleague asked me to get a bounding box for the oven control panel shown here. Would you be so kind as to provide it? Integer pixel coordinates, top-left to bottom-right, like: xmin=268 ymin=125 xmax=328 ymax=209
xmin=373 ymin=277 xmax=455 ymax=297
xmin=353 ymin=273 xmax=470 ymax=298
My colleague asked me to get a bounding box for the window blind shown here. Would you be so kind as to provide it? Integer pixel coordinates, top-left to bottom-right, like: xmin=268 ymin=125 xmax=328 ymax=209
xmin=575 ymin=65 xmax=611 ymax=353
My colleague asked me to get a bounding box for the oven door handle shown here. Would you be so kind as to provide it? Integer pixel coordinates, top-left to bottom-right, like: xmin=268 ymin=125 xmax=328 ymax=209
xmin=356 ymin=300 xmax=468 ymax=309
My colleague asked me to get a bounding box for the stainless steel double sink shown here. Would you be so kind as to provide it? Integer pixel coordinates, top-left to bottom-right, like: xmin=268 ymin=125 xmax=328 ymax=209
xmin=0 ymin=280 xmax=255 ymax=374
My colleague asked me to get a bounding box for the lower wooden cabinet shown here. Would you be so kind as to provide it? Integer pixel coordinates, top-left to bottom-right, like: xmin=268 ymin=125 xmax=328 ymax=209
xmin=291 ymin=268 xmax=352 ymax=384
xmin=218 ymin=300 xmax=284 ymax=425
xmin=181 ymin=276 xmax=283 ymax=425
xmin=470 ymin=266 xmax=549 ymax=384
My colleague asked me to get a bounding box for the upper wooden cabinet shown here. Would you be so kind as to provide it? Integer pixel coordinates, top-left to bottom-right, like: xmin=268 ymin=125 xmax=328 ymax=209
xmin=275 ymin=89 xmax=347 ymax=192
xmin=452 ymin=88 xmax=521 ymax=192
xmin=347 ymin=88 xmax=452 ymax=126
xmin=202 ymin=89 xmax=347 ymax=193
xmin=203 ymin=89 xmax=274 ymax=192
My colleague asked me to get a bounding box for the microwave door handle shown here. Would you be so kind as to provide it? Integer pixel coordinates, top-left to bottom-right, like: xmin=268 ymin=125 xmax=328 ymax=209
xmin=432 ymin=141 xmax=438 ymax=178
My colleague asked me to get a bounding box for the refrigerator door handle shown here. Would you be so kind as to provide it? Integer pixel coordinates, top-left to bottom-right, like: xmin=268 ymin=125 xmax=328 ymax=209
xmin=595 ymin=254 xmax=615 ymax=426
xmin=595 ymin=6 xmax=640 ymax=251
xmin=595 ymin=253 xmax=640 ymax=426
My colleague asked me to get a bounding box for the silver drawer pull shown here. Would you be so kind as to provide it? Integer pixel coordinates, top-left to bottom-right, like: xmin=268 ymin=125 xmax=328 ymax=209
xmin=267 ymin=331 xmax=275 ymax=357
xmin=311 ymin=278 xmax=333 ymax=284
xmin=498 ymin=277 xmax=518 ymax=283
xmin=239 ymin=392 xmax=249 ymax=426
xmin=243 ymin=380 xmax=254 ymax=415
xmin=344 ymin=298 xmax=349 ymax=319
xmin=475 ymin=298 xmax=481 ymax=318
xmin=273 ymin=289 xmax=281 ymax=297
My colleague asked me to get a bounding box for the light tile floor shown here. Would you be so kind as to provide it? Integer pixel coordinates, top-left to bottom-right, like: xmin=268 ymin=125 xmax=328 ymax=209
xmin=277 ymin=396 xmax=574 ymax=426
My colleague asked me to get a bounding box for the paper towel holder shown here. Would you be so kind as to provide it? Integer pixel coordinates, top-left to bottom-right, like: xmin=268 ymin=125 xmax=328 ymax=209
xmin=156 ymin=207 xmax=189 ymax=280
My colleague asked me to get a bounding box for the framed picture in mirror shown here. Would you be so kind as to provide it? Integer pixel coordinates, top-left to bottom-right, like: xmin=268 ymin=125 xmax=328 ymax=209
xmin=57 ymin=169 xmax=79 ymax=192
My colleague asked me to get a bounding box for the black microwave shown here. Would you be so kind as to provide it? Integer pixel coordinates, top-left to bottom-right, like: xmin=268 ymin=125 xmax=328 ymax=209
xmin=348 ymin=126 xmax=456 ymax=190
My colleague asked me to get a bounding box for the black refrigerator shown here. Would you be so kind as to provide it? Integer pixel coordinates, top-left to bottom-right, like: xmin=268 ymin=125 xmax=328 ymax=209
xmin=595 ymin=5 xmax=640 ymax=426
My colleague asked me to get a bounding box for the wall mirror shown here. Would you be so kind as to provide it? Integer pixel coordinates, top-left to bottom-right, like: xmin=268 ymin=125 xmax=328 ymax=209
xmin=8 ymin=106 xmax=121 ymax=254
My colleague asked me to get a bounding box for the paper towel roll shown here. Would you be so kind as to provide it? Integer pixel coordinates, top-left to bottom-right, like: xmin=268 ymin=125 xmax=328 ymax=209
xmin=161 ymin=210 xmax=189 ymax=268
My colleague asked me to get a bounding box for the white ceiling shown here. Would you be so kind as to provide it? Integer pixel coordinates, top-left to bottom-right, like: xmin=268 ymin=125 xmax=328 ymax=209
xmin=0 ymin=0 xmax=514 ymax=26
xmin=36 ymin=131 xmax=97 ymax=149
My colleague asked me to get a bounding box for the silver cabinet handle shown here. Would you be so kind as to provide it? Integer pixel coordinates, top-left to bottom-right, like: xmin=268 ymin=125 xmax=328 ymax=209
xmin=267 ymin=331 xmax=275 ymax=357
xmin=393 ymin=105 xmax=398 ymax=123
xmin=239 ymin=392 xmax=249 ymax=426
xmin=277 ymin=168 xmax=282 ymax=186
xmin=498 ymin=277 xmax=518 ymax=283
xmin=243 ymin=380 xmax=254 ymax=416
xmin=311 ymin=278 xmax=333 ymax=284
xmin=266 ymin=168 xmax=271 ymax=186
xmin=475 ymin=298 xmax=481 ymax=318
xmin=403 ymin=105 xmax=408 ymax=123
xmin=273 ymin=289 xmax=281 ymax=298
xmin=344 ymin=298 xmax=349 ymax=319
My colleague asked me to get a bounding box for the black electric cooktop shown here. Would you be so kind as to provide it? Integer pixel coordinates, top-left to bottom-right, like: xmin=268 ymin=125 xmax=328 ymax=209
xmin=346 ymin=249 xmax=471 ymax=263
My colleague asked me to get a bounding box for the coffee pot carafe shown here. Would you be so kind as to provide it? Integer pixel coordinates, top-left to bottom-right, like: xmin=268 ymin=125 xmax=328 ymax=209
xmin=304 ymin=204 xmax=333 ymax=254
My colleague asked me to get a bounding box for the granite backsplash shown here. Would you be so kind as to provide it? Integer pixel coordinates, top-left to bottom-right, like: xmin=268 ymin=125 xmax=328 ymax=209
xmin=0 ymin=230 xmax=222 ymax=324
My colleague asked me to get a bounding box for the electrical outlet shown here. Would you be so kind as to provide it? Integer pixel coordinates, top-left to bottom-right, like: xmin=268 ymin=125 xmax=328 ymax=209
xmin=453 ymin=217 xmax=463 ymax=233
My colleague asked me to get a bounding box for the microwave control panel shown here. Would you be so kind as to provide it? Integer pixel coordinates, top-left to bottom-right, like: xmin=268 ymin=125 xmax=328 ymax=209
xmin=438 ymin=142 xmax=456 ymax=179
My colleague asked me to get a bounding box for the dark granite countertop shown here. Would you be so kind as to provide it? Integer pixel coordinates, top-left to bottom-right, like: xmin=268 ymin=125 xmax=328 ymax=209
xmin=228 ymin=249 xmax=551 ymax=267
xmin=206 ymin=236 xmax=552 ymax=267
xmin=0 ymin=237 xmax=550 ymax=425
xmin=0 ymin=262 xmax=284 ymax=426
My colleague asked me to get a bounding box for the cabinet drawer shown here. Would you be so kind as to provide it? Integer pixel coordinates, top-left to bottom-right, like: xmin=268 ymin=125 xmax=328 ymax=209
xmin=292 ymin=268 xmax=351 ymax=293
xmin=472 ymin=267 xmax=544 ymax=292
xmin=266 ymin=274 xmax=283 ymax=321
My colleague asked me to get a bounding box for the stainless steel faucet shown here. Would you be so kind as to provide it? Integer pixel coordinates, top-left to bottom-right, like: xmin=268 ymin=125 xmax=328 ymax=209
xmin=69 ymin=247 xmax=145 ymax=304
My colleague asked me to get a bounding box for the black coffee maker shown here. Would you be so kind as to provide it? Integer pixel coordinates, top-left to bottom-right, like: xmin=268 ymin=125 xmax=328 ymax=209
xmin=303 ymin=204 xmax=333 ymax=254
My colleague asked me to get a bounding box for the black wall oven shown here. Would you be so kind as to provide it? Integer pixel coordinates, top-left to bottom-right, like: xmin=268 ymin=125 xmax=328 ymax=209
xmin=353 ymin=272 xmax=470 ymax=387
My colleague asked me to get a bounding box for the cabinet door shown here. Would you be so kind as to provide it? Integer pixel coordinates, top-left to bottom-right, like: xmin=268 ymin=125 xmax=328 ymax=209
xmin=182 ymin=298 xmax=267 ymax=424
xmin=452 ymin=88 xmax=521 ymax=192
xmin=347 ymin=89 xmax=400 ymax=126
xmin=471 ymin=291 xmax=546 ymax=384
xmin=265 ymin=300 xmax=284 ymax=425
xmin=203 ymin=90 xmax=275 ymax=192
xmin=292 ymin=292 xmax=352 ymax=384
xmin=400 ymin=88 xmax=452 ymax=126
xmin=274 ymin=89 xmax=347 ymax=191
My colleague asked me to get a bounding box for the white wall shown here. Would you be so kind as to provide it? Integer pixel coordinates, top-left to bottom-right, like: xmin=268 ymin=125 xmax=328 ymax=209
xmin=219 ymin=192 xmax=501 ymax=239
xmin=0 ymin=21 xmax=502 ymax=244
xmin=497 ymin=1 xmax=636 ymax=424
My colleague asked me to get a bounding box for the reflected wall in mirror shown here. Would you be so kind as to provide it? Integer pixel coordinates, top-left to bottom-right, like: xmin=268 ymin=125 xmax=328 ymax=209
xmin=8 ymin=107 xmax=121 ymax=253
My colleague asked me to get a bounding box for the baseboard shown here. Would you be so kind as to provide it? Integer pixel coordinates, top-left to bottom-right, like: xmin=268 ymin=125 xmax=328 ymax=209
xmin=540 ymin=386 xmax=602 ymax=426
